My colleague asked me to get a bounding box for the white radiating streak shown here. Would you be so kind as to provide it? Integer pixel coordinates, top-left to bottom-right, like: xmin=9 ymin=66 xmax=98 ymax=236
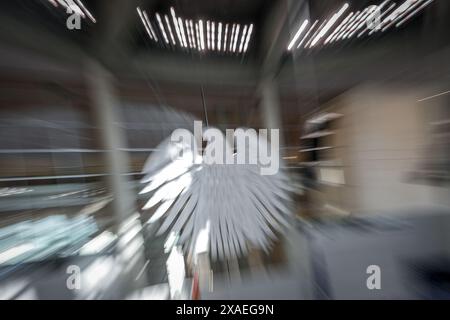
xmin=143 ymin=10 xmax=158 ymax=41
xmin=325 ymin=12 xmax=353 ymax=44
xmin=287 ymin=19 xmax=309 ymax=50
xmin=164 ymin=232 xmax=179 ymax=253
xmin=189 ymin=20 xmax=197 ymax=49
xmin=171 ymin=7 xmax=183 ymax=47
xmin=297 ymin=20 xmax=318 ymax=48
xmin=185 ymin=20 xmax=193 ymax=48
xmin=229 ymin=24 xmax=236 ymax=51
xmin=75 ymin=0 xmax=96 ymax=23
xmin=119 ymin=213 xmax=140 ymax=234
xmin=232 ymin=24 xmax=240 ymax=52
xmin=79 ymin=231 xmax=117 ymax=255
xmin=243 ymin=23 xmax=253 ymax=52
xmin=223 ymin=24 xmax=229 ymax=52
xmin=238 ymin=25 xmax=248 ymax=53
xmin=156 ymin=13 xmax=169 ymax=44
xmin=306 ymin=19 xmax=327 ymax=48
xmin=199 ymin=20 xmax=205 ymax=50
xmin=310 ymin=3 xmax=349 ymax=47
xmin=178 ymin=17 xmax=188 ymax=48
xmin=218 ymin=22 xmax=222 ymax=51
xmin=0 ymin=244 xmax=34 ymax=265
xmin=206 ymin=20 xmax=211 ymax=49
xmin=381 ymin=0 xmax=423 ymax=32
xmin=165 ymin=15 xmax=176 ymax=45
xmin=368 ymin=3 xmax=397 ymax=36
xmin=166 ymin=246 xmax=186 ymax=299
xmin=194 ymin=221 xmax=210 ymax=256
xmin=211 ymin=21 xmax=215 ymax=51
xmin=140 ymin=130 xmax=293 ymax=260
xmin=396 ymin=0 xmax=433 ymax=27
xmin=137 ymin=7 xmax=153 ymax=40
xmin=145 ymin=174 xmax=193 ymax=221
xmin=140 ymin=161 xmax=191 ymax=194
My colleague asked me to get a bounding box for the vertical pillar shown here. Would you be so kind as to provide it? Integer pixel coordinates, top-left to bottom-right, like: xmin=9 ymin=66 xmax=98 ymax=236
xmin=85 ymin=61 xmax=135 ymax=226
xmin=260 ymin=75 xmax=284 ymax=145
xmin=85 ymin=60 xmax=148 ymax=295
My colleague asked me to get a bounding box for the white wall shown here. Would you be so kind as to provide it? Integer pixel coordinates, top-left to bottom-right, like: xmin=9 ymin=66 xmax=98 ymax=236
xmin=326 ymin=84 xmax=450 ymax=214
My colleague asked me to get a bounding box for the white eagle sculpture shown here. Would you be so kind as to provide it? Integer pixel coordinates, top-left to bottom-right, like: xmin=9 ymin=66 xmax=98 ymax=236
xmin=140 ymin=125 xmax=294 ymax=260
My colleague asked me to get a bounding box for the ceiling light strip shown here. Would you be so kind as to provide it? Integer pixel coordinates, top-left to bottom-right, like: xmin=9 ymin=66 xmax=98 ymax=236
xmin=287 ymin=19 xmax=310 ymax=50
xmin=218 ymin=22 xmax=222 ymax=51
xmin=310 ymin=3 xmax=349 ymax=47
xmin=239 ymin=25 xmax=248 ymax=53
xmin=165 ymin=15 xmax=176 ymax=45
xmin=243 ymin=23 xmax=253 ymax=52
xmin=305 ymin=19 xmax=327 ymax=48
xmin=232 ymin=24 xmax=240 ymax=52
xmin=296 ymin=20 xmax=318 ymax=48
xmin=325 ymin=11 xmax=354 ymax=44
xmin=137 ymin=7 xmax=153 ymax=40
xmin=156 ymin=13 xmax=170 ymax=44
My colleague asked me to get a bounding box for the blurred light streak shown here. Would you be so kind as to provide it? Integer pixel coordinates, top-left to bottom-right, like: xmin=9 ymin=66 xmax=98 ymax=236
xmin=165 ymin=15 xmax=176 ymax=45
xmin=229 ymin=24 xmax=236 ymax=51
xmin=349 ymin=5 xmax=381 ymax=38
xmin=287 ymin=19 xmax=309 ymax=50
xmin=418 ymin=90 xmax=450 ymax=102
xmin=178 ymin=17 xmax=188 ymax=48
xmin=156 ymin=13 xmax=169 ymax=44
xmin=232 ymin=24 xmax=240 ymax=52
xmin=342 ymin=8 xmax=370 ymax=39
xmin=171 ymin=7 xmax=183 ymax=46
xmin=212 ymin=21 xmax=215 ymax=51
xmin=396 ymin=0 xmax=434 ymax=28
xmin=238 ymin=25 xmax=248 ymax=53
xmin=325 ymin=12 xmax=353 ymax=44
xmin=206 ymin=20 xmax=211 ymax=49
xmin=189 ymin=20 xmax=197 ymax=48
xmin=143 ymin=10 xmax=158 ymax=41
xmin=79 ymin=231 xmax=117 ymax=255
xmin=137 ymin=7 xmax=153 ymax=40
xmin=365 ymin=3 xmax=398 ymax=36
xmin=134 ymin=259 xmax=150 ymax=281
xmin=333 ymin=11 xmax=359 ymax=42
xmin=305 ymin=19 xmax=327 ymax=48
xmin=243 ymin=24 xmax=253 ymax=52
xmin=223 ymin=23 xmax=229 ymax=52
xmin=185 ymin=19 xmax=193 ymax=48
xmin=310 ymin=3 xmax=349 ymax=47
xmin=195 ymin=22 xmax=202 ymax=51
xmin=0 ymin=243 xmax=34 ymax=265
xmin=74 ymin=0 xmax=96 ymax=23
xmin=297 ymin=20 xmax=318 ymax=48
xmin=218 ymin=22 xmax=222 ymax=51
xmin=381 ymin=0 xmax=423 ymax=32
xmin=199 ymin=20 xmax=205 ymax=50
xmin=166 ymin=246 xmax=186 ymax=299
